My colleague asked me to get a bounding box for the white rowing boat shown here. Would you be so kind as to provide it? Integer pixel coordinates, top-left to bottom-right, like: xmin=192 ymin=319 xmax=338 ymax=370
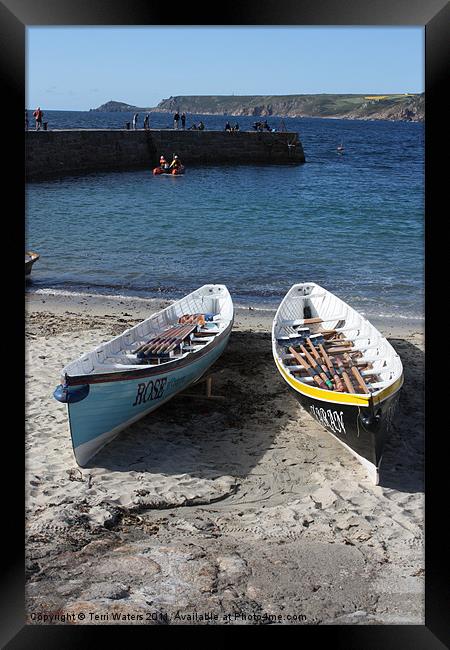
xmin=54 ymin=285 xmax=233 ymax=466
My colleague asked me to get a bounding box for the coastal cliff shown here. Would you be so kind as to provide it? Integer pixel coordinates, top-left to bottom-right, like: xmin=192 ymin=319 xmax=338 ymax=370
xmin=91 ymin=94 xmax=424 ymax=122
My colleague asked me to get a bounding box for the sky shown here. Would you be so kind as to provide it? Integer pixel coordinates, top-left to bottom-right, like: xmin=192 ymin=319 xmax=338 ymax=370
xmin=27 ymin=27 xmax=424 ymax=111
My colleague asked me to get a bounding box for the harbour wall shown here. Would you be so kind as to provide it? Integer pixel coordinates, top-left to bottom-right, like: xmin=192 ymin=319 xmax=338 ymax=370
xmin=25 ymin=129 xmax=305 ymax=180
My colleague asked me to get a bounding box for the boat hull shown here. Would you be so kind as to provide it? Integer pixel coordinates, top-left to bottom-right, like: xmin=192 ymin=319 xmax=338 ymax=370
xmin=25 ymin=251 xmax=40 ymax=276
xmin=153 ymin=165 xmax=185 ymax=175
xmin=65 ymin=327 xmax=231 ymax=466
xmin=286 ymin=384 xmax=401 ymax=483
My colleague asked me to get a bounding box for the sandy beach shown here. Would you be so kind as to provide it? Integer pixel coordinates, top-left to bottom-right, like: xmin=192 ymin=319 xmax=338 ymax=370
xmin=25 ymin=291 xmax=424 ymax=625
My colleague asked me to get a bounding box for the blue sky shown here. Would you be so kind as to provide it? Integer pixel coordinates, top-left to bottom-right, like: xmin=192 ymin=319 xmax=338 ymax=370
xmin=27 ymin=27 xmax=424 ymax=110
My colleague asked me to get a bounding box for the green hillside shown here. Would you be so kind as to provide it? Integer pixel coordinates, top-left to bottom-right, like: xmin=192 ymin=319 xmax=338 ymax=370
xmin=154 ymin=94 xmax=424 ymax=121
xmin=91 ymin=94 xmax=424 ymax=122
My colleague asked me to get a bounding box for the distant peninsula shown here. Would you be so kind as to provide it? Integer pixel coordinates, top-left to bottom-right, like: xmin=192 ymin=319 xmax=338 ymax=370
xmin=90 ymin=94 xmax=424 ymax=122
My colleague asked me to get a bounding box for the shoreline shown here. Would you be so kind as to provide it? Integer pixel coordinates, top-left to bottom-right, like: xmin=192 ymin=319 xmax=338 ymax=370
xmin=26 ymin=289 xmax=424 ymax=339
xmin=40 ymin=108 xmax=425 ymax=124
xmin=25 ymin=291 xmax=424 ymax=624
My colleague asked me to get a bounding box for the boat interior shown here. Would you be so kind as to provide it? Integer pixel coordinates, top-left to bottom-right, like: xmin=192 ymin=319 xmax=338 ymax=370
xmin=273 ymin=283 xmax=403 ymax=396
xmin=63 ymin=285 xmax=233 ymax=377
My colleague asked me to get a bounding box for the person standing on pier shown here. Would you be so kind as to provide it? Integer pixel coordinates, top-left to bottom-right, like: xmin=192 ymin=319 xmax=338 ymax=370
xmin=173 ymin=111 xmax=180 ymax=129
xmin=181 ymin=112 xmax=186 ymax=129
xmin=132 ymin=113 xmax=139 ymax=129
xmin=33 ymin=107 xmax=43 ymax=131
xmin=143 ymin=114 xmax=150 ymax=129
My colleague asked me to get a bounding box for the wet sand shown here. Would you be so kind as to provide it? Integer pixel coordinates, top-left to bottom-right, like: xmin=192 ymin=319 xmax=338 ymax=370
xmin=25 ymin=292 xmax=424 ymax=625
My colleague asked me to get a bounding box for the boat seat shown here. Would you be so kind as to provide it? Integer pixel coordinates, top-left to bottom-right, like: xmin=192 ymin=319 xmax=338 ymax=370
xmin=281 ymin=315 xmax=346 ymax=327
xmin=291 ymin=292 xmax=326 ymax=299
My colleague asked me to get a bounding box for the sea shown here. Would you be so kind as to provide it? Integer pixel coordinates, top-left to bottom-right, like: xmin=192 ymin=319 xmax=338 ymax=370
xmin=26 ymin=110 xmax=424 ymax=324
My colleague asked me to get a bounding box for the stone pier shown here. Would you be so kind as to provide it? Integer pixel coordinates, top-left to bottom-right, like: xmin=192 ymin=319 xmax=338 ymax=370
xmin=25 ymin=129 xmax=305 ymax=180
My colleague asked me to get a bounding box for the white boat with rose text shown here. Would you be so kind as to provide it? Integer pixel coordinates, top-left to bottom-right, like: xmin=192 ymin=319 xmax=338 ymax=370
xmin=54 ymin=285 xmax=233 ymax=466
xmin=272 ymin=282 xmax=403 ymax=483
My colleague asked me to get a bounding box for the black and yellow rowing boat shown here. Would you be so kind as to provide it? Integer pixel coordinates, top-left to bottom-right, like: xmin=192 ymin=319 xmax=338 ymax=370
xmin=272 ymin=282 xmax=403 ymax=483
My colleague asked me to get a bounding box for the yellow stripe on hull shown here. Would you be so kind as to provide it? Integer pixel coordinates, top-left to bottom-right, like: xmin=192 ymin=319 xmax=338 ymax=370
xmin=274 ymin=355 xmax=403 ymax=407
xmin=372 ymin=375 xmax=404 ymax=405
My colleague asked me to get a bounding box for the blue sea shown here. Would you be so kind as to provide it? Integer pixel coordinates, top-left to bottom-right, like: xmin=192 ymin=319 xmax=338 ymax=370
xmin=26 ymin=110 xmax=424 ymax=323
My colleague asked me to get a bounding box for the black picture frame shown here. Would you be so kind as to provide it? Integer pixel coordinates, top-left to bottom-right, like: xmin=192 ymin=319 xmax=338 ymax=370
xmin=4 ymin=0 xmax=448 ymax=645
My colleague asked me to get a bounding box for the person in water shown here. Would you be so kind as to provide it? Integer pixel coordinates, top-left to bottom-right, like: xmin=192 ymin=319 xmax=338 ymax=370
xmin=169 ymin=154 xmax=182 ymax=171
xmin=159 ymin=154 xmax=169 ymax=170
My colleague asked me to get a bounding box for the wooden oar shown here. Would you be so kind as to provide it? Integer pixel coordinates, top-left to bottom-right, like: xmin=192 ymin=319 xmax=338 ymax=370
xmin=299 ymin=344 xmax=334 ymax=390
xmin=152 ymin=323 xmax=198 ymax=354
xmin=305 ymin=338 xmax=335 ymax=385
xmin=325 ymin=345 xmax=364 ymax=356
xmin=137 ymin=313 xmax=206 ymax=356
xmin=164 ymin=331 xmax=197 ymax=353
xmin=335 ymin=357 xmax=355 ymax=393
xmin=343 ymin=353 xmax=370 ymax=394
xmin=141 ymin=324 xmax=190 ymax=356
xmin=288 ymin=347 xmax=328 ymax=390
xmin=284 ymin=352 xmax=371 ymax=370
xmin=136 ymin=325 xmax=181 ymax=355
xmin=318 ymin=344 xmax=345 ymax=392
xmin=162 ymin=322 xmax=206 ymax=353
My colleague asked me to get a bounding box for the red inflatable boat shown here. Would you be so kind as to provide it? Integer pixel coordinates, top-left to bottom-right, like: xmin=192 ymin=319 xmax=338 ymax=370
xmin=153 ymin=165 xmax=185 ymax=176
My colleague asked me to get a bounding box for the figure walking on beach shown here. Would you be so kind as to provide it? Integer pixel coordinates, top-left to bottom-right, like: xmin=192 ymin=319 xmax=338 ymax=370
xmin=181 ymin=112 xmax=186 ymax=129
xmin=173 ymin=111 xmax=180 ymax=129
xmin=132 ymin=113 xmax=139 ymax=130
xmin=33 ymin=107 xmax=43 ymax=131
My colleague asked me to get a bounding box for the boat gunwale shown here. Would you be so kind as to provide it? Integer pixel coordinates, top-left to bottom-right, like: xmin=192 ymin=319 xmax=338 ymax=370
xmin=65 ymin=318 xmax=233 ymax=385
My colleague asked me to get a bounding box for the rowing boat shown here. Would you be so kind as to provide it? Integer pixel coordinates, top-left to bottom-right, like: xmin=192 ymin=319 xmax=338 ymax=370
xmin=272 ymin=282 xmax=403 ymax=483
xmin=25 ymin=250 xmax=40 ymax=275
xmin=54 ymin=285 xmax=233 ymax=466
xmin=153 ymin=165 xmax=185 ymax=175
